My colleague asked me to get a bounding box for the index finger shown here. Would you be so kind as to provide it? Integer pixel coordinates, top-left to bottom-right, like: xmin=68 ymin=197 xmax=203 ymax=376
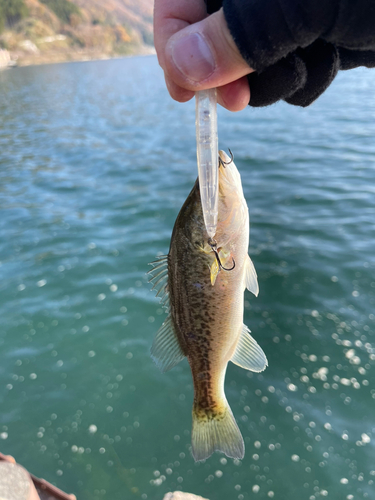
xmin=154 ymin=0 xmax=208 ymax=70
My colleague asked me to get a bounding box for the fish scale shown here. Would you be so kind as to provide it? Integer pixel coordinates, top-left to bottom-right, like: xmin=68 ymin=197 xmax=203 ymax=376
xmin=149 ymin=150 xmax=267 ymax=461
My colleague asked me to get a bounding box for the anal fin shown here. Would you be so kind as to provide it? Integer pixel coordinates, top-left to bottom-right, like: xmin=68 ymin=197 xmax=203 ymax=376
xmin=230 ymin=324 xmax=267 ymax=373
xmin=151 ymin=315 xmax=185 ymax=372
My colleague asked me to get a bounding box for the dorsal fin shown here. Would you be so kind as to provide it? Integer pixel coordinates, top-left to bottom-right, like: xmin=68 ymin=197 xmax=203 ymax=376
xmin=230 ymin=324 xmax=267 ymax=373
xmin=148 ymin=255 xmax=170 ymax=312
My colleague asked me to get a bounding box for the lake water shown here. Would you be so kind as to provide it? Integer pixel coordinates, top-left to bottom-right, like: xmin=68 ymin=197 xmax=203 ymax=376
xmin=0 ymin=56 xmax=375 ymax=500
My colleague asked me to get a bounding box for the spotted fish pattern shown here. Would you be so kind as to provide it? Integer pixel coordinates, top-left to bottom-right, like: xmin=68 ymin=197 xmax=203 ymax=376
xmin=149 ymin=151 xmax=267 ymax=461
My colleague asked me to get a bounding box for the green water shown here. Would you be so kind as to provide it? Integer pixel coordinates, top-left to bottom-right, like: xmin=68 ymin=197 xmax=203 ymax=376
xmin=0 ymin=56 xmax=374 ymax=500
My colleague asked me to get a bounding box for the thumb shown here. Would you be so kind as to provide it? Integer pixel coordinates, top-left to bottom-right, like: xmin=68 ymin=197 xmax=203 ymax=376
xmin=164 ymin=8 xmax=253 ymax=91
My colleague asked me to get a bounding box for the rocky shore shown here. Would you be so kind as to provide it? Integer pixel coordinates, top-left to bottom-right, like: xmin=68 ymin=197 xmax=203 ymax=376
xmin=4 ymin=43 xmax=155 ymax=67
xmin=7 ymin=45 xmax=155 ymax=67
xmin=0 ymin=49 xmax=14 ymax=68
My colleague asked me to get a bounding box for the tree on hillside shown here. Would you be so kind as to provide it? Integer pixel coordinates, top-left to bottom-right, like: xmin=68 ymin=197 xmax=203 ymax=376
xmin=0 ymin=0 xmax=28 ymax=32
xmin=39 ymin=0 xmax=81 ymax=25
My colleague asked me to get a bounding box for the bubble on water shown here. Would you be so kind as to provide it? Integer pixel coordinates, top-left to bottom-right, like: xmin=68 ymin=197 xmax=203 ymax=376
xmin=352 ymin=291 xmax=359 ymax=297
xmin=252 ymin=485 xmax=260 ymax=493
xmin=88 ymin=351 xmax=96 ymax=358
xmin=0 ymin=432 xmax=8 ymax=439
xmin=324 ymin=423 xmax=332 ymax=431
xmin=97 ymin=293 xmax=106 ymax=301
xmin=340 ymin=378 xmax=351 ymax=386
xmin=340 ymin=478 xmax=349 ymax=484
xmin=361 ymin=433 xmax=371 ymax=444
xmin=120 ymin=306 xmax=127 ymax=313
xmin=88 ymin=242 xmax=96 ymax=249
xmin=99 ymin=447 xmax=105 ymax=454
xmin=311 ymin=310 xmax=319 ymax=317
xmin=29 ymin=373 xmax=37 ymax=380
xmin=342 ymin=433 xmax=349 ymax=440
xmin=287 ymin=383 xmax=298 ymax=392
xmin=82 ymin=325 xmax=90 ymax=332
xmin=215 ymin=470 xmax=223 ymax=478
xmin=291 ymin=454 xmax=300 ymax=462
xmin=110 ymin=284 xmax=118 ymax=292
xmin=17 ymin=284 xmax=26 ymax=291
xmin=268 ymin=492 xmax=274 ymax=498
xmin=88 ymin=425 xmax=97 ymax=434
xmin=37 ymin=279 xmax=47 ymax=287
xmin=331 ymin=276 xmax=338 ymax=282
xmin=254 ymin=441 xmax=261 ymax=449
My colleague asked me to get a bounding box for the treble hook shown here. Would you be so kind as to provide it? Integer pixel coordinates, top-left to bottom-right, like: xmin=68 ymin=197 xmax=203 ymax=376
xmin=208 ymin=238 xmax=236 ymax=272
xmin=218 ymin=148 xmax=234 ymax=168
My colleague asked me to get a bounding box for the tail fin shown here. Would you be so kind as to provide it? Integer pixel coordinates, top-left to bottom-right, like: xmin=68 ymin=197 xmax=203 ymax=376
xmin=191 ymin=401 xmax=244 ymax=461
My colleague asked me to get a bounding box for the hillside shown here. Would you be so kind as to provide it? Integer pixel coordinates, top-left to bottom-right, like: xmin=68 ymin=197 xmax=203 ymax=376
xmin=0 ymin=0 xmax=155 ymax=66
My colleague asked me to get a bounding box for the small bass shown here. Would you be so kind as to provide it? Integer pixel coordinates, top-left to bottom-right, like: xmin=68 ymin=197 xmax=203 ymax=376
xmin=148 ymin=151 xmax=267 ymax=461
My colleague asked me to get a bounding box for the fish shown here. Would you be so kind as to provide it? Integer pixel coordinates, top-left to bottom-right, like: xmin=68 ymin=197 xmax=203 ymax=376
xmin=148 ymin=150 xmax=267 ymax=461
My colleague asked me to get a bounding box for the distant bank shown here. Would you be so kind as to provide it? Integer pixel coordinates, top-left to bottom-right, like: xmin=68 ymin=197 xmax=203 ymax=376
xmin=0 ymin=0 xmax=154 ymax=68
xmin=1 ymin=45 xmax=155 ymax=68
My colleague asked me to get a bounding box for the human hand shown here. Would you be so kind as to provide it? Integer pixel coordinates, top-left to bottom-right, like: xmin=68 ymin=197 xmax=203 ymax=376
xmin=154 ymin=0 xmax=254 ymax=112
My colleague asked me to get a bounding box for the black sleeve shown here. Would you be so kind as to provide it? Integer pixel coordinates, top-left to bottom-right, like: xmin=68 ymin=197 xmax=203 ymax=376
xmin=207 ymin=0 xmax=375 ymax=107
xmin=223 ymin=0 xmax=375 ymax=72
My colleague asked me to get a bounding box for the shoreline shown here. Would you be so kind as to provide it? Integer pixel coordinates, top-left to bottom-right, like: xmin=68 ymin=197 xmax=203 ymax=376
xmin=5 ymin=45 xmax=156 ymax=69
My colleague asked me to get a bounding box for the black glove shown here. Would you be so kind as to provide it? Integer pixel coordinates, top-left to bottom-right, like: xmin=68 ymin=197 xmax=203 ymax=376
xmin=206 ymin=0 xmax=375 ymax=108
xmin=248 ymin=41 xmax=375 ymax=107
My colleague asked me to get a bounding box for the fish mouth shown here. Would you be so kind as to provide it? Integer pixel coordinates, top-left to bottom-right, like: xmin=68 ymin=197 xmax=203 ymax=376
xmin=218 ymin=150 xmax=242 ymax=193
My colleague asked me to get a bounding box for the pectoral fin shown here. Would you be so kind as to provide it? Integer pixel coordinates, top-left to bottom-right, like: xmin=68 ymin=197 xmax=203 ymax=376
xmin=151 ymin=315 xmax=185 ymax=372
xmin=230 ymin=324 xmax=267 ymax=373
xmin=244 ymin=255 xmax=259 ymax=297
xmin=210 ymin=259 xmax=220 ymax=286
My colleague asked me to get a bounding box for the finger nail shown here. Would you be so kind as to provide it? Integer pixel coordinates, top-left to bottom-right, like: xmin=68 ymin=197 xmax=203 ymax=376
xmin=169 ymin=33 xmax=216 ymax=82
